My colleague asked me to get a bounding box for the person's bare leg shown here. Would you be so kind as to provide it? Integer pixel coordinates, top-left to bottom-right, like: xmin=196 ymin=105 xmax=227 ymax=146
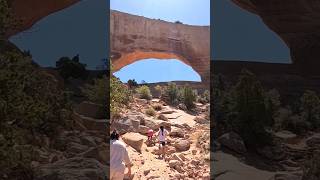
xmin=162 ymin=146 xmax=166 ymax=160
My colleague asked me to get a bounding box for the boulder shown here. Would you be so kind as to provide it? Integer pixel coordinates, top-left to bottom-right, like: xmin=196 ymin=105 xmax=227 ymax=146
xmin=79 ymin=135 xmax=97 ymax=147
xmin=66 ymin=142 xmax=89 ymax=156
xmin=167 ymin=146 xmax=176 ymax=154
xmin=80 ymin=143 xmax=108 ymax=165
xmin=171 ymin=154 xmax=183 ymax=162
xmin=144 ymin=117 xmax=160 ymax=130
xmin=177 ymin=103 xmax=187 ymax=111
xmin=122 ymin=133 xmax=145 ymax=152
xmin=194 ymin=116 xmax=208 ymax=124
xmin=217 ymin=132 xmax=247 ymax=154
xmin=274 ymin=131 xmax=297 ymax=144
xmin=72 ymin=112 xmax=107 ymax=132
xmin=170 ymin=127 xmax=184 ymax=138
xmin=34 ymin=157 xmax=108 ymax=180
xmin=74 ymin=101 xmax=106 ymax=119
xmin=257 ymin=145 xmax=285 ymax=161
xmin=111 ymin=118 xmax=134 ymax=135
xmin=157 ymin=114 xmax=168 ymax=121
xmin=169 ymin=160 xmax=181 ymax=168
xmin=272 ymin=172 xmax=302 ymax=180
xmin=306 ymin=133 xmax=320 ymax=147
xmin=174 ymin=140 xmax=190 ymax=152
xmin=138 ymin=125 xmax=150 ymax=135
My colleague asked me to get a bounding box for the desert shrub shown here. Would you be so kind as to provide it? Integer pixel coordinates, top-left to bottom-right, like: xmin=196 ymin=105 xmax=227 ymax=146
xmin=300 ymin=90 xmax=320 ymax=129
xmin=155 ymin=85 xmax=163 ymax=97
xmin=199 ymin=90 xmax=210 ymax=104
xmin=127 ymin=79 xmax=138 ymax=89
xmin=0 ymin=49 xmax=70 ymax=178
xmin=0 ymin=50 xmax=69 ymax=135
xmin=230 ymin=69 xmax=273 ymax=148
xmin=145 ymin=107 xmax=156 ymax=117
xmin=163 ymin=82 xmax=179 ymax=104
xmin=136 ymin=85 xmax=152 ymax=100
xmin=110 ymin=62 xmax=132 ymax=119
xmin=286 ymin=115 xmax=311 ymax=135
xmin=82 ymin=75 xmax=107 ymax=106
xmin=302 ymin=151 xmax=320 ymax=180
xmin=181 ymin=86 xmax=197 ymax=110
xmin=82 ymin=75 xmax=108 ymax=117
xmin=110 ymin=75 xmax=132 ymax=118
xmin=273 ymin=107 xmax=293 ymax=131
xmin=56 ymin=55 xmax=88 ymax=80
xmin=152 ymin=103 xmax=163 ymax=111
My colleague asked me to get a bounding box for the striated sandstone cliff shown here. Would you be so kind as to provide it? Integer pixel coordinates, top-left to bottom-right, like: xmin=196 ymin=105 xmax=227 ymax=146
xmin=110 ymin=10 xmax=210 ymax=84
xmin=7 ymin=0 xmax=80 ymax=38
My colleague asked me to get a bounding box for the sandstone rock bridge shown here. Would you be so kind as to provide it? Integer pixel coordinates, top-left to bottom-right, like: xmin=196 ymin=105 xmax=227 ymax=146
xmin=232 ymin=0 xmax=320 ymax=75
xmin=6 ymin=0 xmax=320 ymax=76
xmin=110 ymin=10 xmax=210 ymax=84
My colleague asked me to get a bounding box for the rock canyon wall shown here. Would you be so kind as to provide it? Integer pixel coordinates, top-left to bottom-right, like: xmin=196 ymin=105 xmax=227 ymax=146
xmin=232 ymin=0 xmax=320 ymax=75
xmin=110 ymin=10 xmax=210 ymax=84
xmin=6 ymin=0 xmax=80 ymax=38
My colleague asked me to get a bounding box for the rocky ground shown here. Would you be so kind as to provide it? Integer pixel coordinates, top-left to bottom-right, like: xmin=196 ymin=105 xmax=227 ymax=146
xmin=213 ymin=129 xmax=320 ymax=180
xmin=15 ymin=101 xmax=110 ymax=180
xmin=112 ymin=98 xmax=210 ymax=180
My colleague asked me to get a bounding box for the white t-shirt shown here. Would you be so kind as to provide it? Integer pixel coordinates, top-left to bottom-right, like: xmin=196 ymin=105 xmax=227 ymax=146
xmin=110 ymin=140 xmax=131 ymax=172
xmin=158 ymin=129 xmax=169 ymax=142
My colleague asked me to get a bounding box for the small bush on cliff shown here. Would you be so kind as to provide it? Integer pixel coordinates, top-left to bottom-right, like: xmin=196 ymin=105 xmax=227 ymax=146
xmin=136 ymin=85 xmax=152 ymax=100
xmin=181 ymin=86 xmax=197 ymax=110
xmin=152 ymin=103 xmax=163 ymax=111
xmin=145 ymin=107 xmax=156 ymax=117
xmin=230 ymin=69 xmax=273 ymax=148
xmin=56 ymin=55 xmax=88 ymax=80
xmin=0 ymin=50 xmax=69 ymax=135
xmin=0 ymin=49 xmax=70 ymax=178
xmin=110 ymin=61 xmax=132 ymax=120
xmin=163 ymin=82 xmax=179 ymax=104
xmin=82 ymin=75 xmax=108 ymax=117
xmin=300 ymin=90 xmax=320 ymax=129
xmin=155 ymin=85 xmax=163 ymax=97
xmin=127 ymin=79 xmax=138 ymax=89
xmin=199 ymin=90 xmax=210 ymax=104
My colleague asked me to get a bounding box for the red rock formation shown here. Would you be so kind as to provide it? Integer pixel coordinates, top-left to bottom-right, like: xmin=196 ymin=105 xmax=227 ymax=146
xmin=110 ymin=10 xmax=210 ymax=84
xmin=232 ymin=0 xmax=320 ymax=75
xmin=7 ymin=0 xmax=80 ymax=38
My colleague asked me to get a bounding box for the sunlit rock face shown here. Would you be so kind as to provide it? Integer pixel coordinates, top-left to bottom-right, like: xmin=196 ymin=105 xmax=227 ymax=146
xmin=7 ymin=0 xmax=80 ymax=38
xmin=110 ymin=10 xmax=210 ymax=84
xmin=232 ymin=0 xmax=320 ymax=75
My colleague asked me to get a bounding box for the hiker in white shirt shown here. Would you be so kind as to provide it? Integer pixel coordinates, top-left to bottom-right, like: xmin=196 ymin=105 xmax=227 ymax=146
xmin=110 ymin=130 xmax=133 ymax=180
xmin=157 ymin=126 xmax=169 ymax=159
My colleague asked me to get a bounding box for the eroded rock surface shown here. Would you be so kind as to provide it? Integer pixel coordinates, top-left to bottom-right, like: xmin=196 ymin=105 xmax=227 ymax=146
xmin=110 ymin=10 xmax=210 ymax=84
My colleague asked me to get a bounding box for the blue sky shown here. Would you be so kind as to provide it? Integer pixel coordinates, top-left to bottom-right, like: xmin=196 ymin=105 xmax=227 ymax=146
xmin=10 ymin=0 xmax=107 ymax=69
xmin=213 ymin=0 xmax=290 ymax=63
xmin=111 ymin=0 xmax=210 ymax=83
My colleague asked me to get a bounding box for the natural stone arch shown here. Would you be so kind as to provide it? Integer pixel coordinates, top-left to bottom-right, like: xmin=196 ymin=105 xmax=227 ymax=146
xmin=6 ymin=0 xmax=80 ymax=38
xmin=110 ymin=10 xmax=210 ymax=84
xmin=231 ymin=0 xmax=320 ymax=75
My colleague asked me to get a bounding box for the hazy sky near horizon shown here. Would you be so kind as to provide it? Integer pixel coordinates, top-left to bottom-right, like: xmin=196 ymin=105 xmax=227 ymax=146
xmin=10 ymin=0 xmax=107 ymax=70
xmin=111 ymin=0 xmax=209 ymax=83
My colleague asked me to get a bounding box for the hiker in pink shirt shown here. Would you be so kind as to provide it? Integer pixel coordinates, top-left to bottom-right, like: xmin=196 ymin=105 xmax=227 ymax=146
xmin=147 ymin=129 xmax=154 ymax=141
